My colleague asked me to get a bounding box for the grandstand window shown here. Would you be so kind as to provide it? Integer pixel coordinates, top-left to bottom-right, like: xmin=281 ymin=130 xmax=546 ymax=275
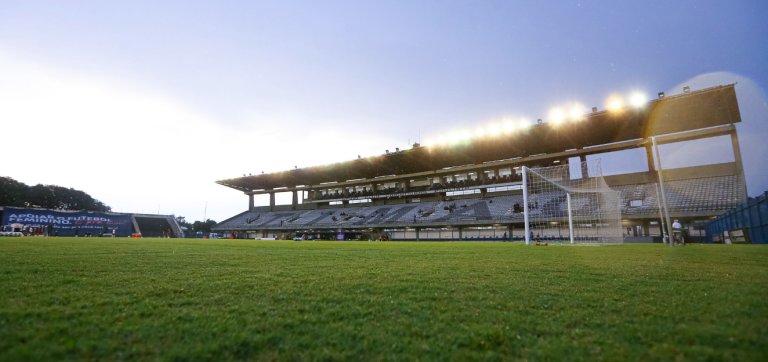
xmin=411 ymin=198 xmax=420 ymax=203
xmin=349 ymin=199 xmax=371 ymax=204
xmin=630 ymin=200 xmax=643 ymax=207
xmin=488 ymin=185 xmax=522 ymax=193
xmin=329 ymin=201 xmax=343 ymax=205
xmin=446 ymin=189 xmax=480 ymax=196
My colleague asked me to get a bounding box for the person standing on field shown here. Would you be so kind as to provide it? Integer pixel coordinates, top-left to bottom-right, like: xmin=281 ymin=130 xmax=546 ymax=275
xmin=672 ymin=220 xmax=684 ymax=245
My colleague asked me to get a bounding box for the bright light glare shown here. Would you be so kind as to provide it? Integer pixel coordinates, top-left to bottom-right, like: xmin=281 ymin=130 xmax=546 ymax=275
xmin=462 ymin=131 xmax=472 ymax=139
xmin=450 ymin=133 xmax=460 ymax=142
xmin=519 ymin=120 xmax=531 ymax=128
xmin=550 ymin=110 xmax=564 ymax=123
xmin=611 ymin=100 xmax=622 ymax=109
xmin=425 ymin=139 xmax=434 ymax=146
xmin=476 ymin=129 xmax=485 ymax=137
xmin=503 ymin=121 xmax=515 ymax=132
xmin=488 ymin=124 xmax=499 ymax=134
xmin=570 ymin=107 xmax=582 ymax=118
xmin=631 ymin=93 xmax=646 ymax=107
xmin=438 ymin=137 xmax=446 ymax=144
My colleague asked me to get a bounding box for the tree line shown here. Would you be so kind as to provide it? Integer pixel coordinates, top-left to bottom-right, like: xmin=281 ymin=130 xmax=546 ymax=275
xmin=175 ymin=216 xmax=217 ymax=235
xmin=0 ymin=176 xmax=111 ymax=212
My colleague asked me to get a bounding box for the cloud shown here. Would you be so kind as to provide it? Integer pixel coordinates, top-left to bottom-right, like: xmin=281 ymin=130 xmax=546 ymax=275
xmin=0 ymin=49 xmax=401 ymax=220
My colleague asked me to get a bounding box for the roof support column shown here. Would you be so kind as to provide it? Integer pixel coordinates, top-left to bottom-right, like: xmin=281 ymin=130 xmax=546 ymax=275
xmin=645 ymin=143 xmax=655 ymax=172
xmin=730 ymin=130 xmax=749 ymax=202
xmin=249 ymin=194 xmax=254 ymax=212
xmin=579 ymin=154 xmax=588 ymax=179
xmin=269 ymin=191 xmax=275 ymax=212
xmin=292 ymin=189 xmax=298 ymax=210
xmin=403 ymin=179 xmax=410 ymax=192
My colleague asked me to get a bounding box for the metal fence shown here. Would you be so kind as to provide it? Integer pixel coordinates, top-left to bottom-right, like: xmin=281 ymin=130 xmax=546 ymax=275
xmin=705 ymin=191 xmax=768 ymax=244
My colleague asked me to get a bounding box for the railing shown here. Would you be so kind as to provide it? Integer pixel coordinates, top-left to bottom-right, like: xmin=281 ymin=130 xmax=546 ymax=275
xmin=706 ymin=191 xmax=768 ymax=244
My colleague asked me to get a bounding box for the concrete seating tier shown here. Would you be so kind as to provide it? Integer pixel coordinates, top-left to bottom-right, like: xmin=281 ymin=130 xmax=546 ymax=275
xmin=214 ymin=175 xmax=742 ymax=231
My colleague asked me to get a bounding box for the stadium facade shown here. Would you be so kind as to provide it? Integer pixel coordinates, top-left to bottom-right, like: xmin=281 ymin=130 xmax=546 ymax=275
xmin=214 ymin=85 xmax=746 ymax=242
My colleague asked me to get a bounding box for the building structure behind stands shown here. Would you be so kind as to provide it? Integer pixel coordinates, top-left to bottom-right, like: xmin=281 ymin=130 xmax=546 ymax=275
xmin=214 ymin=84 xmax=747 ymax=242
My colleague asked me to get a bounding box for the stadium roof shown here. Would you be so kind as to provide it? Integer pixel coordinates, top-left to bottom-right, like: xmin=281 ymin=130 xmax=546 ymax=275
xmin=217 ymin=84 xmax=740 ymax=192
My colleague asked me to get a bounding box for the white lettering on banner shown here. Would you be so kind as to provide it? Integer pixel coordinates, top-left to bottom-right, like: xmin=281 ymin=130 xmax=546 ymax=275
xmin=8 ymin=214 xmax=112 ymax=224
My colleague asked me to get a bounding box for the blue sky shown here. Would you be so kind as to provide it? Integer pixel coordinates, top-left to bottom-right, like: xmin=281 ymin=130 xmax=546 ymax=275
xmin=1 ymin=1 xmax=767 ymax=221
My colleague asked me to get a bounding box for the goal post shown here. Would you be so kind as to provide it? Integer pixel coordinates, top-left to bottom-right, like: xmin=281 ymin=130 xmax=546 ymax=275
xmin=522 ymin=160 xmax=623 ymax=245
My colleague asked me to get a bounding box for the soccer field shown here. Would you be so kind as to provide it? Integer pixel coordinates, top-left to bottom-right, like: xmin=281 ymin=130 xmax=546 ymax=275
xmin=1 ymin=239 xmax=766 ymax=361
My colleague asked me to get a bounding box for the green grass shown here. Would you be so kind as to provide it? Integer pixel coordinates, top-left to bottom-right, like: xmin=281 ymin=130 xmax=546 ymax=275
xmin=1 ymin=238 xmax=766 ymax=361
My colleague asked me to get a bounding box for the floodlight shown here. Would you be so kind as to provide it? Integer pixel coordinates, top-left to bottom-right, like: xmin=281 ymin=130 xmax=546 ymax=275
xmin=450 ymin=133 xmax=460 ymax=142
xmin=488 ymin=124 xmax=499 ymax=134
xmin=425 ymin=139 xmax=435 ymax=146
xmin=610 ymin=100 xmax=622 ymax=109
xmin=519 ymin=119 xmax=531 ymax=128
xmin=630 ymin=93 xmax=646 ymax=107
xmin=550 ymin=110 xmax=564 ymax=123
xmin=438 ymin=137 xmax=446 ymax=144
xmin=570 ymin=107 xmax=582 ymax=118
xmin=462 ymin=131 xmax=472 ymax=139
xmin=476 ymin=129 xmax=484 ymax=137
xmin=503 ymin=121 xmax=515 ymax=132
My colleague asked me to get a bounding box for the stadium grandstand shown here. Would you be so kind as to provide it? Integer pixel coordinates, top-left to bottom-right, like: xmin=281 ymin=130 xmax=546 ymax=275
xmin=0 ymin=206 xmax=184 ymax=238
xmin=214 ymin=84 xmax=746 ymax=242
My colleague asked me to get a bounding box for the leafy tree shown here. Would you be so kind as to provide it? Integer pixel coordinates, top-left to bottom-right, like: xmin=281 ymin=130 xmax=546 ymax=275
xmin=0 ymin=177 xmax=29 ymax=207
xmin=175 ymin=216 xmax=192 ymax=229
xmin=192 ymin=219 xmax=217 ymax=233
xmin=0 ymin=176 xmax=111 ymax=212
xmin=176 ymin=216 xmax=216 ymax=236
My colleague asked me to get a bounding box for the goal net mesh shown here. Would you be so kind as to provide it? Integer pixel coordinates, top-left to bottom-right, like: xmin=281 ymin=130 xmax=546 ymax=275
xmin=524 ymin=160 xmax=623 ymax=245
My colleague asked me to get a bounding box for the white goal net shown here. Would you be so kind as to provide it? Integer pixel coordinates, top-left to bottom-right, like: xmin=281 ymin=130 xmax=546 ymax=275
xmin=522 ymin=160 xmax=623 ymax=245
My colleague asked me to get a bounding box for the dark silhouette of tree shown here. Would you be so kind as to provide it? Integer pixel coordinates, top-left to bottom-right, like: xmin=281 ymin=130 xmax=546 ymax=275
xmin=0 ymin=177 xmax=28 ymax=207
xmin=192 ymin=219 xmax=217 ymax=233
xmin=0 ymin=176 xmax=111 ymax=212
xmin=175 ymin=216 xmax=192 ymax=229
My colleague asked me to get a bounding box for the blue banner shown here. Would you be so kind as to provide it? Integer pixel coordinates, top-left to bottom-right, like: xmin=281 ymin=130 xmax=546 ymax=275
xmin=1 ymin=207 xmax=133 ymax=237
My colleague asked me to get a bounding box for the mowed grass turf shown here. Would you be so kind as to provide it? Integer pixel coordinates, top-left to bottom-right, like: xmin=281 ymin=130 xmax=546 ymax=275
xmin=0 ymin=238 xmax=766 ymax=361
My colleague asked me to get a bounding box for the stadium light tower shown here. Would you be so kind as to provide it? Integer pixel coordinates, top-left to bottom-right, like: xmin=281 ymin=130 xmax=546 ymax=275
xmin=550 ymin=110 xmax=564 ymax=123
xmin=570 ymin=108 xmax=582 ymax=119
xmin=631 ymin=93 xmax=646 ymax=107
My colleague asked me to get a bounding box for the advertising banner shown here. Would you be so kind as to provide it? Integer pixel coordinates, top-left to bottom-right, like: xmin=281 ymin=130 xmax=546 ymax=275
xmin=726 ymin=228 xmax=752 ymax=244
xmin=1 ymin=207 xmax=133 ymax=237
